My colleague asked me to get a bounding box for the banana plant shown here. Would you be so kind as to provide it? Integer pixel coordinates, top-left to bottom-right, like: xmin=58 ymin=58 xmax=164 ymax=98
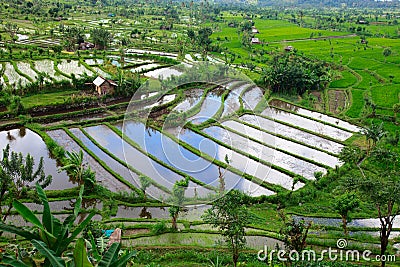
xmin=0 ymin=183 xmax=95 ymax=266
xmin=2 ymin=238 xmax=136 ymax=267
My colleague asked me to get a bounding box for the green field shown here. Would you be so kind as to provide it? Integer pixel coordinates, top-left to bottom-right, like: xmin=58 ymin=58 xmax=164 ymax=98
xmin=21 ymin=90 xmax=80 ymax=109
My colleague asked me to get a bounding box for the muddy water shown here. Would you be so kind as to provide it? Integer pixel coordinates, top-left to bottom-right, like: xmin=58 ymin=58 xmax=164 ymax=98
xmin=188 ymin=91 xmax=223 ymax=124
xmin=204 ymin=126 xmax=326 ymax=180
xmin=0 ymin=128 xmax=72 ymax=190
xmin=173 ymin=88 xmax=203 ymax=113
xmin=173 ymin=128 xmax=285 ymax=194
xmin=270 ymin=100 xmax=360 ymax=133
xmin=240 ymin=115 xmax=344 ymax=154
xmin=221 ymin=83 xmax=249 ymax=117
xmin=117 ymin=121 xmax=259 ymax=192
xmin=222 ymin=120 xmax=341 ymax=168
xmin=262 ymin=107 xmax=353 ymax=141
xmin=47 ymin=129 xmax=129 ymax=192
xmin=84 ymin=125 xmax=209 ymax=199
xmin=243 ymin=87 xmax=264 ymax=110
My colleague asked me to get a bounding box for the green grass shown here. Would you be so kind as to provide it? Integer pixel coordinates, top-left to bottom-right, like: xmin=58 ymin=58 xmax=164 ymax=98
xmin=329 ymin=70 xmax=358 ymax=88
xmin=370 ymin=84 xmax=400 ymax=108
xmin=346 ymin=89 xmax=365 ymax=118
xmin=21 ymin=90 xmax=79 ymax=109
xmin=354 ymin=70 xmax=381 ymax=89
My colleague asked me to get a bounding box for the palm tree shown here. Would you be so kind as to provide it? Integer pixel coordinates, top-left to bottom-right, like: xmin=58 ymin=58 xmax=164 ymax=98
xmin=61 ymin=150 xmax=85 ymax=183
xmin=361 ymin=122 xmax=387 ymax=152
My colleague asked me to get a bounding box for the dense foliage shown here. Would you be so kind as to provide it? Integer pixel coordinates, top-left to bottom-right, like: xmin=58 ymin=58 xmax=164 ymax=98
xmin=260 ymin=52 xmax=332 ymax=95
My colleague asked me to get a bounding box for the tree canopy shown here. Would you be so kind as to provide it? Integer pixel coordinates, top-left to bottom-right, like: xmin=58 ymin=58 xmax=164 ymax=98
xmin=260 ymin=52 xmax=332 ymax=95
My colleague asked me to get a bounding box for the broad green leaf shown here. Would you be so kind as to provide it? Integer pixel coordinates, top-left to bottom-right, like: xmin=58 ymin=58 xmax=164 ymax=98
xmin=31 ymin=239 xmax=65 ymax=267
xmin=97 ymin=243 xmax=120 ymax=267
xmin=57 ymin=212 xmax=95 ymax=255
xmin=73 ymin=238 xmax=93 ymax=267
xmin=112 ymin=251 xmax=137 ymax=267
xmin=88 ymin=231 xmax=102 ymax=261
xmin=39 ymin=229 xmax=58 ymax=249
xmin=12 ymin=200 xmax=43 ymax=230
xmin=2 ymin=255 xmax=32 ymax=267
xmin=0 ymin=222 xmax=38 ymax=240
xmin=36 ymin=183 xmax=53 ymax=234
xmin=74 ymin=186 xmax=84 ymax=217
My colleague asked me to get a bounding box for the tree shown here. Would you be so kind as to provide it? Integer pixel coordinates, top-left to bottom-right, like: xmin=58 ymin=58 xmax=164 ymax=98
xmin=260 ymin=52 xmax=331 ymax=95
xmin=61 ymin=150 xmax=85 ymax=183
xmin=344 ymin=146 xmax=400 ymax=267
xmin=197 ymin=27 xmax=213 ymax=58
xmin=4 ymin=22 xmax=19 ymax=43
xmin=169 ymin=178 xmax=189 ymax=230
xmin=360 ymin=122 xmax=387 ymax=152
xmin=383 ymin=47 xmax=392 ymax=62
xmin=333 ymin=192 xmax=360 ymax=235
xmin=0 ymin=145 xmax=51 ymax=222
xmin=91 ymin=28 xmax=112 ymax=50
xmin=338 ymin=145 xmax=366 ymax=177
xmin=279 ymin=211 xmax=312 ymax=253
xmin=9 ymin=95 xmax=25 ymax=115
xmin=139 ymin=175 xmax=151 ymax=201
xmin=202 ymin=190 xmax=249 ymax=267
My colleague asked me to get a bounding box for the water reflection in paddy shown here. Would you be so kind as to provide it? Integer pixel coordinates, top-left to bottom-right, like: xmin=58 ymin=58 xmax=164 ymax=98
xmin=47 ymin=129 xmax=129 ymax=192
xmin=173 ymin=127 xmax=287 ymax=193
xmin=0 ymin=128 xmax=72 ymax=190
xmin=242 ymin=87 xmax=264 ymax=111
xmin=84 ymin=125 xmax=210 ymax=198
xmin=222 ymin=120 xmax=340 ymax=168
xmin=221 ymin=83 xmax=249 ymax=117
xmin=173 ymin=88 xmax=203 ymax=113
xmin=117 ymin=121 xmax=259 ymax=192
xmin=239 ymin=115 xmax=344 ymax=154
xmin=262 ymin=107 xmax=353 ymax=141
xmin=270 ymin=99 xmax=360 ymax=133
xmin=187 ymin=91 xmax=223 ymax=124
xmin=203 ymin=126 xmax=326 ymax=180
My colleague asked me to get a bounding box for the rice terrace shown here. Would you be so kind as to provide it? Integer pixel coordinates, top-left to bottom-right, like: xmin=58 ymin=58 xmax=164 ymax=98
xmin=0 ymin=0 xmax=399 ymax=266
